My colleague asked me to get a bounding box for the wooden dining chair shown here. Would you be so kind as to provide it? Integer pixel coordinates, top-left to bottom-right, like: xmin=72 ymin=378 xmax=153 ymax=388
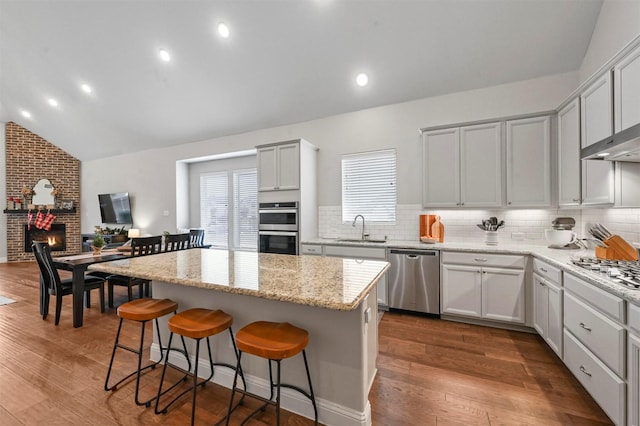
xmin=32 ymin=241 xmax=106 ymax=325
xmin=108 ymin=236 xmax=161 ymax=308
xmin=164 ymin=233 xmax=190 ymax=252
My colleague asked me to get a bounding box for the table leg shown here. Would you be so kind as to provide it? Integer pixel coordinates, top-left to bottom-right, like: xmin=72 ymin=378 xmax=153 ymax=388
xmin=72 ymin=267 xmax=87 ymax=328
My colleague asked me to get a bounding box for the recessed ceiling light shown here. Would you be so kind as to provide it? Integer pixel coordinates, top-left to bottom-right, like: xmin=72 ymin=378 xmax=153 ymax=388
xmin=159 ymin=49 xmax=171 ymax=62
xmin=597 ymin=152 xmax=610 ymax=157
xmin=218 ymin=22 xmax=230 ymax=38
xmin=81 ymin=83 xmax=92 ymax=94
xmin=48 ymin=98 xmax=59 ymax=107
xmin=21 ymin=110 xmax=32 ymax=118
xmin=356 ymin=73 xmax=369 ymax=87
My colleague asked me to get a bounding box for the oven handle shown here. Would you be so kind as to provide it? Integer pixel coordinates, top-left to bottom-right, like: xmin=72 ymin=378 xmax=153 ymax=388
xmin=259 ymin=209 xmax=299 ymax=214
xmin=258 ymin=231 xmax=299 ymax=237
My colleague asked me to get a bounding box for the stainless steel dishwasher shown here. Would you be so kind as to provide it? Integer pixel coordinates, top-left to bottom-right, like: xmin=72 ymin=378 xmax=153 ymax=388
xmin=388 ymin=249 xmax=440 ymax=315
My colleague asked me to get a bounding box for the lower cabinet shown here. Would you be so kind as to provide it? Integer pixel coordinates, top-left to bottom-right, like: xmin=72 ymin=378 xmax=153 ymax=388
xmin=314 ymin=244 xmax=388 ymax=309
xmin=630 ymin=303 xmax=640 ymax=426
xmin=533 ymin=273 xmax=563 ymax=357
xmin=441 ymin=252 xmax=525 ymax=324
xmin=563 ymin=272 xmax=626 ymax=425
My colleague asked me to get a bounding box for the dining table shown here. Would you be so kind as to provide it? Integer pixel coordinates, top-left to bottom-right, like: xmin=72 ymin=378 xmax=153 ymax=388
xmin=50 ymin=250 xmax=129 ymax=327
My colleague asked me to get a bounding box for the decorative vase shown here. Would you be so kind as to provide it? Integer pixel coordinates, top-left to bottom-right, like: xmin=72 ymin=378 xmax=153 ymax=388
xmin=91 ymin=245 xmax=104 ymax=255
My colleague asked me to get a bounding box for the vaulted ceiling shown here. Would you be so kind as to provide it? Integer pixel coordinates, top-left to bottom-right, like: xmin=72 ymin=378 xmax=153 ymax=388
xmin=0 ymin=0 xmax=603 ymax=161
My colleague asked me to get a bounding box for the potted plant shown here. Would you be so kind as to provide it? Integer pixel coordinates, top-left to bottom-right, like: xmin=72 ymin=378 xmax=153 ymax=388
xmin=91 ymin=233 xmax=106 ymax=255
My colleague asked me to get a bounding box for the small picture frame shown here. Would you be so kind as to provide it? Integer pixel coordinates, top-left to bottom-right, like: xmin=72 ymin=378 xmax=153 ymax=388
xmin=60 ymin=200 xmax=74 ymax=210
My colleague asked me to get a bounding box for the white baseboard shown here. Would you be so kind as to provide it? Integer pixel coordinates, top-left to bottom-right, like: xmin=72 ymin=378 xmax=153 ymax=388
xmin=151 ymin=343 xmax=371 ymax=426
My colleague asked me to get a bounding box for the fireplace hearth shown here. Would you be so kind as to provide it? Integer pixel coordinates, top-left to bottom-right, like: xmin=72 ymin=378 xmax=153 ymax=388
xmin=24 ymin=224 xmax=66 ymax=252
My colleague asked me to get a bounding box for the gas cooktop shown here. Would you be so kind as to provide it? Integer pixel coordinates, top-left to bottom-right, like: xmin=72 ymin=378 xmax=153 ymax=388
xmin=571 ymin=257 xmax=640 ymax=290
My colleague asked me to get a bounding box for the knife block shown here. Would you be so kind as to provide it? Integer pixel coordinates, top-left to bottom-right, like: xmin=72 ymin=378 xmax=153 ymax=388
xmin=595 ymin=235 xmax=639 ymax=261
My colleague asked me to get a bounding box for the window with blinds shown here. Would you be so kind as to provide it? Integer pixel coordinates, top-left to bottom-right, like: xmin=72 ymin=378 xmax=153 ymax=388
xmin=342 ymin=149 xmax=397 ymax=223
xmin=233 ymin=169 xmax=258 ymax=249
xmin=200 ymin=172 xmax=228 ymax=248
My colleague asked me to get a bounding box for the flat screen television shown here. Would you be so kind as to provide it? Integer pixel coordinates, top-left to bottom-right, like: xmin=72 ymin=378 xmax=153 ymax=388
xmin=98 ymin=192 xmax=132 ymax=224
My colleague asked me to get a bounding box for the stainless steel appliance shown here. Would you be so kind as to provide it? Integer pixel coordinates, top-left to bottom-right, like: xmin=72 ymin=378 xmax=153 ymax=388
xmin=258 ymin=202 xmax=299 ymax=255
xmin=581 ymin=122 xmax=640 ymax=162
xmin=388 ymin=249 xmax=440 ymax=315
xmin=570 ymin=256 xmax=640 ymax=290
xmin=259 ymin=202 xmax=298 ymax=231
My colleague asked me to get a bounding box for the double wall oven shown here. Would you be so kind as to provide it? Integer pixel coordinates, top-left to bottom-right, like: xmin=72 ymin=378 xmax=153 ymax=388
xmin=258 ymin=202 xmax=299 ymax=255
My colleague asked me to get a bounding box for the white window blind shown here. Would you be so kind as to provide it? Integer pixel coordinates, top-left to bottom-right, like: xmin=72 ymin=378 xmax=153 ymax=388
xmin=342 ymin=149 xmax=397 ymax=223
xmin=200 ymin=172 xmax=228 ymax=248
xmin=233 ymin=169 xmax=258 ymax=250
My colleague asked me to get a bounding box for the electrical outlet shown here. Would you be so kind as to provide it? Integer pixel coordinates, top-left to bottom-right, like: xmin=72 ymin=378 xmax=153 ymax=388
xmin=163 ymin=210 xmax=169 ymax=217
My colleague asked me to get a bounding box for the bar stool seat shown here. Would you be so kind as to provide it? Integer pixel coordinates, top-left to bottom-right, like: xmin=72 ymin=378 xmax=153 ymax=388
xmin=224 ymin=321 xmax=318 ymax=425
xmin=105 ymin=298 xmax=191 ymax=408
xmin=155 ymin=308 xmax=243 ymax=426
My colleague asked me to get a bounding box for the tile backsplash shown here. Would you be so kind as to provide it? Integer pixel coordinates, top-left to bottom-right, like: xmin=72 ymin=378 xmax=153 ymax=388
xmin=318 ymin=204 xmax=640 ymax=246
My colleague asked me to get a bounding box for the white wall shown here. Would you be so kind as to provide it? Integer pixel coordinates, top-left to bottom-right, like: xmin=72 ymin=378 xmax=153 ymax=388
xmin=579 ymin=0 xmax=640 ymax=84
xmin=81 ymin=71 xmax=577 ymax=235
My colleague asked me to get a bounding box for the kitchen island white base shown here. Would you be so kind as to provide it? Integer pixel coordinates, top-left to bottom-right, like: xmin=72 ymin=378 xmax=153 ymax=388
xmin=150 ymin=280 xmax=379 ymax=426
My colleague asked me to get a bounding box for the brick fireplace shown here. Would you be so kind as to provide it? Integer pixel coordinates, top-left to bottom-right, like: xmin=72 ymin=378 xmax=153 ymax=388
xmin=4 ymin=122 xmax=81 ymax=261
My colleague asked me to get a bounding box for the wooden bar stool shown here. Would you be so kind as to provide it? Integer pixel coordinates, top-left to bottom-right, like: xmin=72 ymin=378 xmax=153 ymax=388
xmin=104 ymin=298 xmax=190 ymax=407
xmin=154 ymin=308 xmax=243 ymax=426
xmin=224 ymin=321 xmax=318 ymax=425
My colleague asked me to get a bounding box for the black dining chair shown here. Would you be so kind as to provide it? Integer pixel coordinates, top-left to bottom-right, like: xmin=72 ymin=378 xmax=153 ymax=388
xmin=164 ymin=233 xmax=190 ymax=252
xmin=108 ymin=236 xmax=162 ymax=308
xmin=32 ymin=241 xmax=106 ymax=326
xmin=189 ymin=229 xmax=205 ymax=248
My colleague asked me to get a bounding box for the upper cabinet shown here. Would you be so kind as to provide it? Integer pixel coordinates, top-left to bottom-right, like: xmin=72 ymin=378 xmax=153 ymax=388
xmin=257 ymin=142 xmax=300 ymax=191
xmin=558 ymin=99 xmax=581 ymax=206
xmin=613 ymin=44 xmax=640 ymax=132
xmin=423 ymin=122 xmax=501 ymax=208
xmin=506 ymin=115 xmax=551 ymax=207
xmin=580 ymin=72 xmax=613 ymax=148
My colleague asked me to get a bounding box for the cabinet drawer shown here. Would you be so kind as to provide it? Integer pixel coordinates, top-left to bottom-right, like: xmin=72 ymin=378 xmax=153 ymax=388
xmin=564 ymin=292 xmax=625 ymax=377
xmin=564 ymin=273 xmax=625 ymax=322
xmin=532 ymin=258 xmax=562 ymax=284
xmin=300 ymin=244 xmax=323 ymax=255
xmin=563 ymin=330 xmax=625 ymax=425
xmin=324 ymin=245 xmax=386 ymax=260
xmin=630 ymin=303 xmax=640 ymax=336
xmin=442 ymin=251 xmax=524 ymax=268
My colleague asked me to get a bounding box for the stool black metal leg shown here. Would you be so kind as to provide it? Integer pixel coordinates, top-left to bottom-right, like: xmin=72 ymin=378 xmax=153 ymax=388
xmin=190 ymin=338 xmax=200 ymax=426
xmin=276 ymin=359 xmax=282 ymax=425
xmin=224 ymin=350 xmax=243 ymax=426
xmin=104 ymin=317 xmax=125 ymax=391
xmin=302 ymin=349 xmax=318 ymax=425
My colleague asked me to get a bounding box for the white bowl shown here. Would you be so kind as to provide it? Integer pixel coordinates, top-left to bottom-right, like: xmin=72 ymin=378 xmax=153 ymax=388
xmin=544 ymin=229 xmax=577 ymax=246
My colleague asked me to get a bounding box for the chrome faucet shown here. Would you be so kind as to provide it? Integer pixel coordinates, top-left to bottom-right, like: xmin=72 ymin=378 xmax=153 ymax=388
xmin=352 ymin=215 xmax=367 ymax=240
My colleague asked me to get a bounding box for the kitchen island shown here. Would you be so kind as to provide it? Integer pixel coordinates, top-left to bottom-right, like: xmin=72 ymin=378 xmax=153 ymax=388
xmin=89 ymin=249 xmax=389 ymax=426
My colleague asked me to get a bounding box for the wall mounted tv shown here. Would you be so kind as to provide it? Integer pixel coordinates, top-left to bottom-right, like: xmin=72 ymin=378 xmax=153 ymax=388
xmin=98 ymin=192 xmax=132 ymax=224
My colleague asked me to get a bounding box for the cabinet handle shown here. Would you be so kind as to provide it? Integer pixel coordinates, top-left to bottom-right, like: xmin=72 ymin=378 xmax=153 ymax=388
xmin=573 ymin=198 xmax=580 ymax=202
xmin=460 ymin=202 xmax=464 ymax=206
xmin=508 ymin=201 xmax=512 ymax=205
xmin=579 ymin=365 xmax=592 ymax=377
xmin=579 ymin=322 xmax=592 ymax=332
xmin=474 ymin=258 xmax=488 ymax=262
xmin=540 ymin=267 xmax=548 ymax=273
xmin=538 ymin=281 xmax=546 ymax=287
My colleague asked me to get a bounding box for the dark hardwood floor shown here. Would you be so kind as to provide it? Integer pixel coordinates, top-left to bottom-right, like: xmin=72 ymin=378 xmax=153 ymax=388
xmin=0 ymin=261 xmax=611 ymax=425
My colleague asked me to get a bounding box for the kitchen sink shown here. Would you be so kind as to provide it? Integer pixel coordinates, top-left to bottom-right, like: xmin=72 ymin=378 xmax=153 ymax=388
xmin=336 ymin=239 xmax=387 ymax=244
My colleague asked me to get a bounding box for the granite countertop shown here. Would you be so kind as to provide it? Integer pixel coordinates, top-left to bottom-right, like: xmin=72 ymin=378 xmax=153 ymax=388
xmin=88 ymin=249 xmax=389 ymax=311
xmin=303 ymin=238 xmax=640 ymax=306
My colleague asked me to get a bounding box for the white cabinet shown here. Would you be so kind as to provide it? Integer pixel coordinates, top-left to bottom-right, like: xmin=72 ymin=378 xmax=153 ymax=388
xmin=422 ymin=122 xmax=502 ymax=208
xmin=614 ymin=44 xmax=640 ymax=132
xmin=506 ymin=115 xmax=551 ymax=207
xmin=581 ymin=72 xmax=613 ymax=148
xmin=532 ymin=258 xmax=563 ymax=357
xmin=323 ymin=245 xmax=388 ymax=308
xmin=441 ymin=252 xmax=525 ymax=324
xmin=563 ymin=272 xmax=626 ymax=425
xmin=558 ymin=99 xmax=582 ymax=206
xmin=582 ymin=160 xmax=614 ymax=205
xmin=257 ymin=142 xmax=300 ymax=191
xmin=630 ymin=304 xmax=640 ymax=426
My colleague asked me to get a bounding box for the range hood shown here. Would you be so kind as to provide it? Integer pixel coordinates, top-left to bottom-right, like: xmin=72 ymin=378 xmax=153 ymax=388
xmin=581 ymin=122 xmax=640 ymax=162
